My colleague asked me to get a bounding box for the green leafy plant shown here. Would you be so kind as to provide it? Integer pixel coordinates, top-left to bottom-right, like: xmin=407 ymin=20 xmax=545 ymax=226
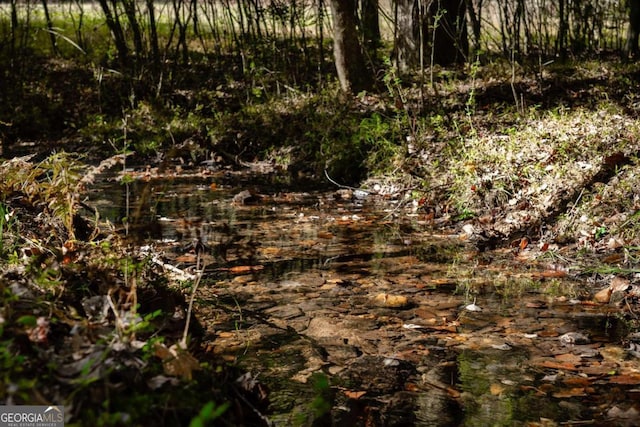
xmin=189 ymin=401 xmax=230 ymax=427
xmin=0 ymin=202 xmax=16 ymax=258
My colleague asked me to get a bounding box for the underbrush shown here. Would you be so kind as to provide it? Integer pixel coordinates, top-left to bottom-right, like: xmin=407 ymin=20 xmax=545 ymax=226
xmin=0 ymin=154 xmax=251 ymax=425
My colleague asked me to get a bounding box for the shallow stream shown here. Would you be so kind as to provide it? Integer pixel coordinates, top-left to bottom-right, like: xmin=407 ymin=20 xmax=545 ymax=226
xmin=88 ymin=168 xmax=640 ymax=426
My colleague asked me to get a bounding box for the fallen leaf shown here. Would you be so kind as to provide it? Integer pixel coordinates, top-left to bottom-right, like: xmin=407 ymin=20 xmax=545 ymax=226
xmin=534 ymin=270 xmax=567 ymax=278
xmin=608 ymin=374 xmax=640 ymax=385
xmin=155 ymin=343 xmax=200 ymax=380
xmin=490 ymin=383 xmax=505 ymax=395
xmin=594 ymin=286 xmax=612 ymax=303
xmin=343 ymin=390 xmax=367 ymax=399
xmin=562 ymin=377 xmax=590 ymax=387
xmin=373 ymin=293 xmax=410 ymax=308
xmin=611 ymin=276 xmax=631 ymax=292
xmin=552 ymin=387 xmax=586 ymax=398
xmin=519 ymin=237 xmax=529 ymax=250
xmin=317 ymin=231 xmax=334 ymax=239
xmin=225 ymin=265 xmax=265 ymax=274
xmin=405 ymin=382 xmax=420 ymax=392
xmin=537 ymin=360 xmax=580 ymax=371
xmin=555 ymin=353 xmax=582 ymax=363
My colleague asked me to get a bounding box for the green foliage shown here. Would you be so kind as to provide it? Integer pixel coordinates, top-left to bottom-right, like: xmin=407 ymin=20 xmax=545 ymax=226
xmin=354 ymin=112 xmax=403 ymax=175
xmin=0 ymin=152 xmax=88 ymax=242
xmin=189 ymin=401 xmax=230 ymax=427
xmin=0 ymin=202 xmax=17 ymax=259
xmin=309 ymin=373 xmax=332 ymax=418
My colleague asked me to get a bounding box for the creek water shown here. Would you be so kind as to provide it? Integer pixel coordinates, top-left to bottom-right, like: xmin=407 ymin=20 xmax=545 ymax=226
xmin=88 ymin=168 xmax=639 ymax=426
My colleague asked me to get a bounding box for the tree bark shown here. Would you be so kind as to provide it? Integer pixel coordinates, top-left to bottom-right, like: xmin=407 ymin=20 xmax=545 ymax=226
xmin=393 ymin=0 xmax=420 ymax=73
xmin=328 ymin=0 xmax=372 ymax=93
xmin=97 ymin=0 xmax=129 ymax=67
xmin=360 ymin=0 xmax=381 ymax=54
xmin=429 ymin=0 xmax=468 ymax=65
xmin=627 ymin=0 xmax=640 ymax=57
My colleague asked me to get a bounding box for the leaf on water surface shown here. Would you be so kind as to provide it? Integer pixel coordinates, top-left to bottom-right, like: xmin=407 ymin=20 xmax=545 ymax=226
xmin=373 ymin=293 xmax=410 ymax=308
xmin=555 ymin=353 xmax=582 ymax=363
xmin=259 ymin=246 xmax=282 ymax=257
xmin=579 ymin=362 xmax=616 ymax=376
xmin=552 ymin=387 xmax=587 ymax=398
xmin=221 ymin=265 xmax=265 ymax=274
xmin=607 ymin=374 xmax=640 ymax=385
xmin=316 ymin=231 xmax=334 ymax=239
xmin=537 ymin=360 xmax=580 ymax=371
xmin=343 ymin=390 xmax=367 ymax=400
xmin=562 ymin=377 xmax=590 ymax=387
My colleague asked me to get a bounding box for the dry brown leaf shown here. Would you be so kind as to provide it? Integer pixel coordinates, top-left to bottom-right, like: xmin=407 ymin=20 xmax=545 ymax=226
xmin=373 ymin=293 xmax=410 ymax=308
xmin=555 ymin=353 xmax=582 ymax=363
xmin=226 ymin=265 xmax=264 ymax=274
xmin=343 ymin=390 xmax=367 ymax=399
xmin=534 ymin=270 xmax=568 ymax=278
xmin=562 ymin=377 xmax=590 ymax=387
xmin=490 ymin=383 xmax=505 ymax=396
xmin=611 ymin=276 xmax=631 ymax=292
xmin=552 ymin=387 xmax=586 ymax=398
xmin=608 ymin=374 xmax=640 ymax=385
xmin=317 ymin=231 xmax=334 ymax=239
xmin=594 ymin=286 xmax=612 ymax=304
xmin=154 ymin=343 xmax=200 ymax=380
xmin=519 ymin=237 xmax=529 ymax=250
xmin=537 ymin=360 xmax=580 ymax=371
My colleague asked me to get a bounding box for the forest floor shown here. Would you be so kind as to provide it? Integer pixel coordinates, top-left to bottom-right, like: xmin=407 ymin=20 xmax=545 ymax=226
xmin=3 ymin=55 xmax=640 ymax=425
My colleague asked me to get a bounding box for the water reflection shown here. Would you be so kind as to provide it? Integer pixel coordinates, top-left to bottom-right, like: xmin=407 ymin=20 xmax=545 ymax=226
xmin=88 ymin=171 xmax=638 ymax=426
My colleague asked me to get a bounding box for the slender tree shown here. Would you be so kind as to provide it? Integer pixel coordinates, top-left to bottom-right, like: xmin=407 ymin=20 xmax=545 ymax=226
xmin=393 ymin=0 xmax=421 ymax=72
xmin=360 ymin=0 xmax=381 ymax=54
xmin=431 ymin=0 xmax=468 ymax=64
xmin=627 ymin=0 xmax=640 ymax=57
xmin=97 ymin=0 xmax=129 ymax=67
xmin=328 ymin=0 xmax=373 ymax=93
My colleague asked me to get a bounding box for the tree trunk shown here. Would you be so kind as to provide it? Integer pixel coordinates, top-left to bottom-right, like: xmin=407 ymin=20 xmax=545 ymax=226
xmin=393 ymin=0 xmax=421 ymax=73
xmin=360 ymin=0 xmax=381 ymax=54
xmin=122 ymin=0 xmax=143 ymax=58
xmin=97 ymin=0 xmax=129 ymax=67
xmin=328 ymin=0 xmax=372 ymax=93
xmin=465 ymin=0 xmax=483 ymax=55
xmin=429 ymin=0 xmax=468 ymax=65
xmin=627 ymin=0 xmax=640 ymax=57
xmin=146 ymin=0 xmax=160 ymax=67
xmin=41 ymin=0 xmax=58 ymax=55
